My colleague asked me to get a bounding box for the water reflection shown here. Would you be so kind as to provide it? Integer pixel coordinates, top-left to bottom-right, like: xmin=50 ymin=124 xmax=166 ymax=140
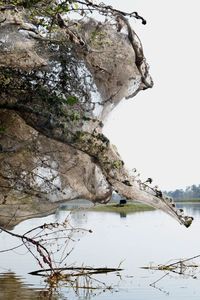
xmin=0 ymin=202 xmax=58 ymax=230
xmin=120 ymin=212 xmax=127 ymax=218
xmin=177 ymin=202 xmax=200 ymax=218
xmin=1 ymin=203 xmax=200 ymax=300
xmin=0 ymin=272 xmax=58 ymax=300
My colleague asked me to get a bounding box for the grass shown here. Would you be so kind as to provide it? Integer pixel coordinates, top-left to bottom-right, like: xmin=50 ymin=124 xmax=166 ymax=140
xmin=88 ymin=202 xmax=154 ymax=214
xmin=175 ymin=198 xmax=200 ymax=203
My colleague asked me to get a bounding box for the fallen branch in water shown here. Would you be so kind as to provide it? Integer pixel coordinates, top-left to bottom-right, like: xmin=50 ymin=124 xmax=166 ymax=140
xmin=141 ymin=255 xmax=200 ymax=296
xmin=142 ymin=254 xmax=200 ymax=282
xmin=0 ymin=215 xmax=92 ymax=271
xmin=29 ymin=266 xmax=123 ymax=276
xmin=0 ymin=213 xmax=123 ymax=292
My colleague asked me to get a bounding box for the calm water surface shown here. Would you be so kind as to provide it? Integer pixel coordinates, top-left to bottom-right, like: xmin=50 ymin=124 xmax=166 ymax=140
xmin=1 ymin=203 xmax=200 ymax=299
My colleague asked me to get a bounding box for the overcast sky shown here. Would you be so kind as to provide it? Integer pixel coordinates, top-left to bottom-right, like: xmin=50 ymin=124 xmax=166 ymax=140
xmin=103 ymin=0 xmax=200 ymax=191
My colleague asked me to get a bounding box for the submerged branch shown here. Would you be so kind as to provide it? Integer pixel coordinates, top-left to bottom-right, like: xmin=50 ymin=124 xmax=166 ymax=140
xmin=29 ymin=266 xmax=123 ymax=276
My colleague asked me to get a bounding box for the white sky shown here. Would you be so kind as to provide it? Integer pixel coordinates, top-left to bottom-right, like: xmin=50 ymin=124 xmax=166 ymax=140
xmin=103 ymin=0 xmax=200 ymax=191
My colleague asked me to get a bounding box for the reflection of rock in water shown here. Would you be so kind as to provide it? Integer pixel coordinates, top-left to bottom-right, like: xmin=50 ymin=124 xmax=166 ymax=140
xmin=0 ymin=272 xmax=58 ymax=300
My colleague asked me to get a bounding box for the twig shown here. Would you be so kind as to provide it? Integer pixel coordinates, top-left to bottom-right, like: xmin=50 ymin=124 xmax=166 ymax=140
xmin=150 ymin=272 xmax=169 ymax=286
xmin=29 ymin=266 xmax=123 ymax=276
xmin=162 ymin=254 xmax=200 ymax=269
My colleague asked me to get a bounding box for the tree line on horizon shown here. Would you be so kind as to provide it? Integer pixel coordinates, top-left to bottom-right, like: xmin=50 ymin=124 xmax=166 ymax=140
xmin=165 ymin=184 xmax=200 ymax=200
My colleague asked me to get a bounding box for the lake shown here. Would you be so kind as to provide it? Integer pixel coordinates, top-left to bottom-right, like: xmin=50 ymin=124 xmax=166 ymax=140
xmin=1 ymin=203 xmax=200 ymax=300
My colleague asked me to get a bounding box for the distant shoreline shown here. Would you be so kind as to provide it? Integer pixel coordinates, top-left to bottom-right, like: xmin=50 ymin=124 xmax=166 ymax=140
xmin=88 ymin=202 xmax=154 ymax=213
xmin=175 ymin=199 xmax=200 ymax=203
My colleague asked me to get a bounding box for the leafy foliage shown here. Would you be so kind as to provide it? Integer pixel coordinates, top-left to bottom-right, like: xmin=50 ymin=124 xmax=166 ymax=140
xmin=0 ymin=126 xmax=6 ymax=133
xmin=65 ymin=95 xmax=78 ymax=106
xmin=0 ymin=0 xmax=147 ymax=32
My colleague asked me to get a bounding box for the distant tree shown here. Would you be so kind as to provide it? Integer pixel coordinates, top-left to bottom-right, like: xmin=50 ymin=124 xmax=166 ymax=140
xmin=166 ymin=184 xmax=200 ymax=200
